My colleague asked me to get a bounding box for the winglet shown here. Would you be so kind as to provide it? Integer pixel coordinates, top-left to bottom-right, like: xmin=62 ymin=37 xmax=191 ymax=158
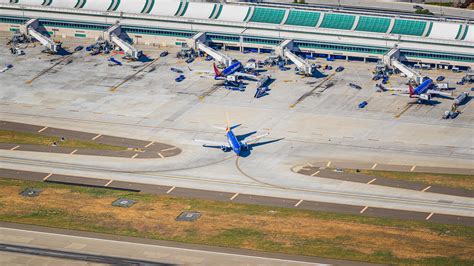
xmin=213 ymin=63 xmax=221 ymax=77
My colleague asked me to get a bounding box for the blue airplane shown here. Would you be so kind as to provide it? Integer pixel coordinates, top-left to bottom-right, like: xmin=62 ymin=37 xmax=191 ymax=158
xmin=213 ymin=62 xmax=256 ymax=81
xmin=408 ymin=78 xmax=452 ymax=102
xmin=194 ymin=114 xmax=270 ymax=156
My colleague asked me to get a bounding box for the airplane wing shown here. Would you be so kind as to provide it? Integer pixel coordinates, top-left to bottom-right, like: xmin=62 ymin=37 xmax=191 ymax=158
xmin=193 ymin=139 xmax=228 ymax=148
xmin=386 ymin=87 xmax=409 ymax=93
xmin=427 ymin=89 xmax=453 ymax=98
xmin=242 ymin=132 xmax=270 ymax=145
xmin=235 ymin=72 xmax=257 ymax=78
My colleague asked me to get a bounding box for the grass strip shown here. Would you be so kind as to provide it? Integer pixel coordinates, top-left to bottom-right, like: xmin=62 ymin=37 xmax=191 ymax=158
xmin=0 ymin=177 xmax=473 ymax=265
xmin=0 ymin=129 xmax=126 ymax=151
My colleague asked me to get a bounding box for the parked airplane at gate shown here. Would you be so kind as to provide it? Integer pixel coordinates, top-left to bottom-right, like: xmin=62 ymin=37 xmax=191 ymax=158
xmin=382 ymin=78 xmax=452 ymax=103
xmin=194 ymin=114 xmax=270 ymax=156
xmin=213 ymin=62 xmax=257 ymax=81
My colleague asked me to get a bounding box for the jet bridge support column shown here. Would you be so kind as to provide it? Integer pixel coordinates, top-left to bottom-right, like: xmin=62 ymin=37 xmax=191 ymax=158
xmin=190 ymin=32 xmax=233 ymax=67
xmin=277 ymin=39 xmax=313 ymax=76
xmin=105 ymin=23 xmax=142 ymax=60
xmin=20 ymin=18 xmax=61 ymax=53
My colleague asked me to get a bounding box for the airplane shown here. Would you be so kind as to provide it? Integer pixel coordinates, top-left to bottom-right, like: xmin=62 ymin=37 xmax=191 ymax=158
xmin=381 ymin=78 xmax=452 ymax=103
xmin=190 ymin=61 xmax=257 ymax=82
xmin=108 ymin=57 xmax=122 ymax=66
xmin=194 ymin=114 xmax=270 ymax=156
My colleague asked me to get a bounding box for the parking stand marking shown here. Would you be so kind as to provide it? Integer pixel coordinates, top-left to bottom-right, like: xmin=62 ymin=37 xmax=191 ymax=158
xmin=70 ymin=149 xmax=77 ymax=155
xmin=360 ymin=206 xmax=369 ymax=213
xmin=294 ymin=200 xmax=303 ymax=207
xmin=421 ymin=186 xmax=431 ymax=192
xmin=410 ymin=165 xmax=416 ymax=172
xmin=371 ymin=163 xmax=377 ymax=169
xmin=158 ymin=153 xmax=164 ymax=158
xmin=310 ymin=171 xmax=320 ymax=177
xmin=326 ymin=161 xmax=331 ymax=167
xmin=91 ymin=134 xmax=102 ymax=140
xmin=104 ymin=180 xmax=113 ymax=187
xmin=131 ymin=153 xmax=139 ymax=159
xmin=161 ymin=147 xmax=178 ymax=152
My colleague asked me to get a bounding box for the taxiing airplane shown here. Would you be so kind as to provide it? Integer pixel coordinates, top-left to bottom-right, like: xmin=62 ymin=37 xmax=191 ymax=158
xmin=194 ymin=114 xmax=270 ymax=156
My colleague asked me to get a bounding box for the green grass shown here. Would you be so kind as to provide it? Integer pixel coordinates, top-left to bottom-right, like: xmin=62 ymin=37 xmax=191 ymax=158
xmin=343 ymin=169 xmax=473 ymax=191
xmin=0 ymin=129 xmax=126 ymax=151
xmin=0 ymin=177 xmax=473 ymax=265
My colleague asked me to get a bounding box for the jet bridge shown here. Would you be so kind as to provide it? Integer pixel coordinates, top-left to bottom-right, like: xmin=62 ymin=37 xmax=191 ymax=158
xmin=20 ymin=19 xmax=60 ymax=53
xmin=190 ymin=32 xmax=233 ymax=67
xmin=277 ymin=40 xmax=313 ymax=76
xmin=383 ymin=46 xmax=423 ymax=84
xmin=105 ymin=23 xmax=142 ymax=60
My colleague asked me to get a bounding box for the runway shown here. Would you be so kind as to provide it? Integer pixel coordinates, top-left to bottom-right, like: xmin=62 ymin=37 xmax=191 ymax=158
xmin=0 ymin=222 xmax=375 ymax=265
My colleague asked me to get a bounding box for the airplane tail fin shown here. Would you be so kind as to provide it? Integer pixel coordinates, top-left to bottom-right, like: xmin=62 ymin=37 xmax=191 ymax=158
xmin=213 ymin=63 xmax=221 ymax=77
xmin=409 ymin=83 xmax=414 ymax=97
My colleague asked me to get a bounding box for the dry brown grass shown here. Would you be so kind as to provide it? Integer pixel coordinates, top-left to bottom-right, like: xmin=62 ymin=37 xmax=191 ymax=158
xmin=1 ymin=181 xmax=473 ymax=264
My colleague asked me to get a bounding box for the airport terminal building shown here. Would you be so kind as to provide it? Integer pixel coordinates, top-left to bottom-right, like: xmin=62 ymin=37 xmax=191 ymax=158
xmin=0 ymin=0 xmax=473 ymax=68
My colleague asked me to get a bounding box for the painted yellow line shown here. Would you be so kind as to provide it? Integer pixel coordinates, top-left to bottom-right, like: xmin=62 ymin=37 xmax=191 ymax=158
xmin=367 ymin=178 xmax=377 ymax=184
xmin=166 ymin=186 xmax=175 ymax=194
xmin=371 ymin=163 xmax=377 ymax=170
xmin=70 ymin=149 xmax=77 ymax=155
xmin=144 ymin=141 xmax=154 ymax=148
xmin=425 ymin=212 xmax=434 ymax=220
xmin=410 ymin=165 xmax=416 ymax=172
xmin=131 ymin=153 xmax=139 ymax=159
xmin=158 ymin=153 xmax=164 ymax=158
xmin=38 ymin=126 xmax=48 ymax=133
xmin=310 ymin=171 xmax=320 ymax=177
xmin=161 ymin=146 xmax=178 ymax=152
xmin=42 ymin=173 xmax=52 ymax=181
xmin=326 ymin=161 xmax=331 ymax=167
xmin=104 ymin=180 xmax=113 ymax=187
xmin=360 ymin=206 xmax=369 ymax=213
xmin=294 ymin=199 xmax=303 ymax=207
xmin=10 ymin=145 xmax=20 ymax=151
xmin=230 ymin=193 xmax=239 ymax=200
xmin=91 ymin=134 xmax=102 ymax=140
xmin=421 ymin=186 xmax=431 ymax=192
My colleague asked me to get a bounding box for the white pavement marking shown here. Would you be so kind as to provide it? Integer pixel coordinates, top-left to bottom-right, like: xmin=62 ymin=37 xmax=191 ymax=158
xmin=145 ymin=141 xmax=154 ymax=148
xmin=371 ymin=163 xmax=377 ymax=170
xmin=70 ymin=149 xmax=77 ymax=155
xmin=131 ymin=153 xmax=139 ymax=159
xmin=10 ymin=145 xmax=20 ymax=151
xmin=104 ymin=180 xmax=113 ymax=187
xmin=425 ymin=213 xmax=434 ymax=220
xmin=367 ymin=178 xmax=377 ymax=184
xmin=166 ymin=186 xmax=175 ymax=194
xmin=306 ymin=162 xmax=313 ymax=167
xmin=360 ymin=206 xmax=369 ymax=213
xmin=326 ymin=161 xmax=331 ymax=167
xmin=294 ymin=200 xmax=303 ymax=207
xmin=37 ymin=126 xmax=48 ymax=133
xmin=410 ymin=165 xmax=416 ymax=172
xmin=161 ymin=147 xmax=178 ymax=152
xmin=421 ymin=186 xmax=431 ymax=192
xmin=230 ymin=193 xmax=239 ymax=200
xmin=158 ymin=153 xmax=164 ymax=158
xmin=42 ymin=173 xmax=52 ymax=181
xmin=310 ymin=171 xmax=320 ymax=177
xmin=91 ymin=134 xmax=102 ymax=140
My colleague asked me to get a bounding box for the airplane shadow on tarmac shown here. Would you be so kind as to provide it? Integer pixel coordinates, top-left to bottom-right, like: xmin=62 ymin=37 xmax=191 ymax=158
xmin=239 ymin=136 xmax=285 ymax=158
